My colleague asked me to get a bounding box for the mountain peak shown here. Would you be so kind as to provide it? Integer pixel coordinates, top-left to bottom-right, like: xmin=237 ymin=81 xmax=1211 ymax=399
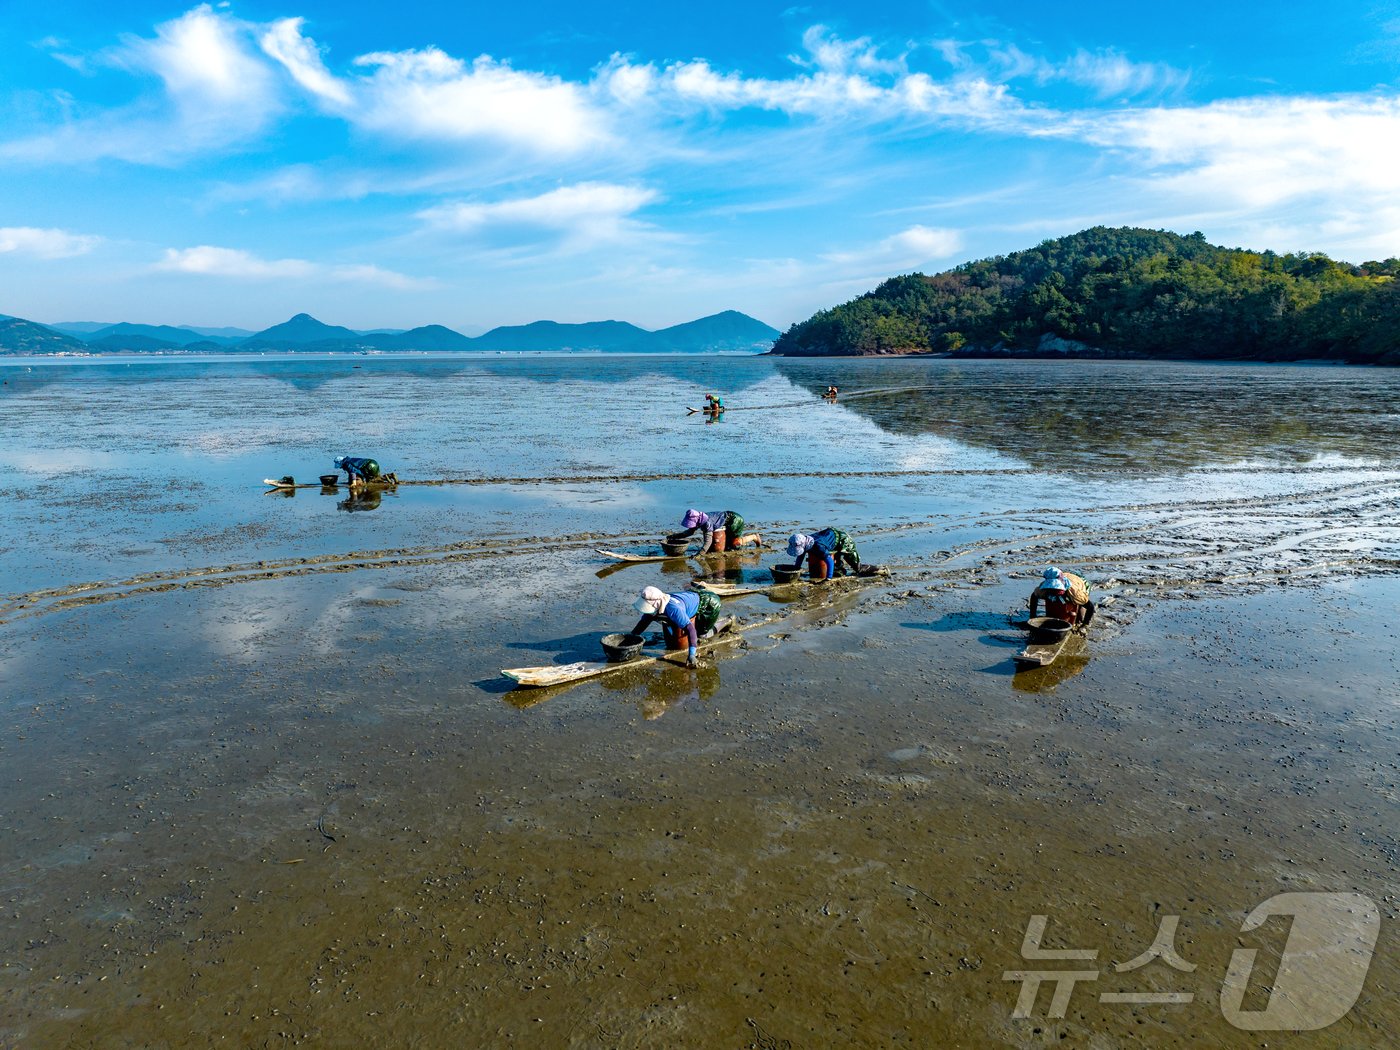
xmin=242 ymin=313 xmax=360 ymax=348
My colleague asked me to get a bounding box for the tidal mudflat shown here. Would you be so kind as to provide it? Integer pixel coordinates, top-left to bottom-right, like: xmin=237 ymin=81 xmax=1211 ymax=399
xmin=2 ymin=355 xmax=1397 ymax=1047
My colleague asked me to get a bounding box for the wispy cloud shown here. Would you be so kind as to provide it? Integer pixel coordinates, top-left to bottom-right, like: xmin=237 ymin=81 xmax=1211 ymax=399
xmin=259 ymin=16 xmax=614 ymax=155
xmin=417 ymin=182 xmax=659 ymax=250
xmin=3 ymin=4 xmax=281 ymax=163
xmin=596 ymin=31 xmax=1029 ymax=127
xmin=790 ymin=25 xmax=910 ymax=76
xmin=1052 ymin=94 xmax=1400 ymax=257
xmin=1061 ymin=95 xmax=1400 ymax=207
xmin=156 ymin=246 xmax=433 ymax=289
xmin=822 ymin=224 xmax=964 ymax=271
xmin=984 ymin=43 xmax=1189 ymax=99
xmin=1054 ymin=49 xmax=1191 ymax=98
xmin=258 ymin=17 xmax=351 ymax=108
xmin=0 ymin=226 xmax=100 ymax=258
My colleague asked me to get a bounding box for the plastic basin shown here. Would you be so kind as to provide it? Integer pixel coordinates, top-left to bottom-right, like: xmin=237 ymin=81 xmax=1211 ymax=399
xmin=600 ymin=632 xmax=646 ymax=662
xmin=1027 ymin=616 xmax=1072 ymax=643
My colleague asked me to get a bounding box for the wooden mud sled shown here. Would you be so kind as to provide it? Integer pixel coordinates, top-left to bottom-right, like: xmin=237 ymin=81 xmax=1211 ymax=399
xmin=691 ymin=564 xmax=889 ymax=599
xmin=264 ymin=475 xmax=399 ymax=491
xmin=595 ymin=548 xmax=691 ymax=564
xmin=502 ymin=617 xmax=740 ymax=689
xmin=1009 ymin=598 xmax=1111 ymax=669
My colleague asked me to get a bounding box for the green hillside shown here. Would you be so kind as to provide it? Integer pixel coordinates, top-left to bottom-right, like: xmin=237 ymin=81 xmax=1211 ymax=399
xmin=0 ymin=317 xmax=88 ymax=355
xmin=771 ymin=227 xmax=1400 ymax=364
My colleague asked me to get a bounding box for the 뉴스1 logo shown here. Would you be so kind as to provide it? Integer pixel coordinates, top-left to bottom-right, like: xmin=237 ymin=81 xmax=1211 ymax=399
xmin=1004 ymin=891 xmax=1381 ymax=1031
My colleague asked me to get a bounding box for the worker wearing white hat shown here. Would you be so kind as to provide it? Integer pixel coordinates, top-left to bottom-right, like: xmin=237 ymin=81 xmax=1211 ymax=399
xmin=628 ymin=585 xmax=721 ymax=667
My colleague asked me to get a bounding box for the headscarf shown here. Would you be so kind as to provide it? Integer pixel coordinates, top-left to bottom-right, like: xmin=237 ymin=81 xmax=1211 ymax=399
xmin=633 ymin=585 xmax=669 ymax=616
xmin=787 ymin=532 xmax=813 ymax=558
xmin=681 ymin=509 xmax=703 ymax=529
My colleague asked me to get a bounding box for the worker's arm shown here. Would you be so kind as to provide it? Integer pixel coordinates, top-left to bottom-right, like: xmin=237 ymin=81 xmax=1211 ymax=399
xmin=685 ymin=620 xmax=699 ymax=666
xmin=630 ymin=614 xmax=657 ymax=637
xmin=1027 ymin=589 xmax=1041 ymax=616
xmin=696 ymin=524 xmax=715 ymax=555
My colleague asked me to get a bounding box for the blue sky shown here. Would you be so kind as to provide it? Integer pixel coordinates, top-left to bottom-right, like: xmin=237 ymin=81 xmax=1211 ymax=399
xmin=3 ymin=1 xmax=1400 ymax=333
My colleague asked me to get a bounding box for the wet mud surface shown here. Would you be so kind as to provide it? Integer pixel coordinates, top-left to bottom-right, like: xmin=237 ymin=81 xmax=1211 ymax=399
xmin=2 ymin=356 xmax=1399 ymax=1046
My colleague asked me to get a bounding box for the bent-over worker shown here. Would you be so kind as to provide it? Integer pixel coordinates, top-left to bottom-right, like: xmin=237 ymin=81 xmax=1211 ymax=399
xmin=674 ymin=509 xmax=763 ymax=554
xmin=334 ymin=455 xmax=381 ymax=487
xmin=1028 ymin=567 xmax=1096 ymax=626
xmin=785 ymin=528 xmax=861 ymax=581
xmin=629 ymin=585 xmax=722 ymax=668
xmin=703 ymin=392 xmax=725 ymax=412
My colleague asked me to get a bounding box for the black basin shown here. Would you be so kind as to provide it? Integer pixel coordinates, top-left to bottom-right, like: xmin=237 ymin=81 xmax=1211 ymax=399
xmin=1027 ymin=616 xmax=1072 ymax=643
xmin=600 ymin=632 xmax=646 ymax=662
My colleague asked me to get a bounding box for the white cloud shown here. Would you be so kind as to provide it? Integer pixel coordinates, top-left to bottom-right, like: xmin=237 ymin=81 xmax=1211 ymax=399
xmin=792 ymin=25 xmax=909 ymax=76
xmin=156 ymin=246 xmax=432 ymax=289
xmin=417 ymin=182 xmax=658 ymax=248
xmin=822 ymin=224 xmax=963 ymax=270
xmin=1069 ymin=95 xmax=1400 ymax=205
xmin=1055 ymin=49 xmax=1190 ymax=98
xmin=1007 ymin=92 xmax=1400 ymax=260
xmin=259 ymin=17 xmax=351 ymax=108
xmin=352 ymin=48 xmax=612 ymax=154
xmin=159 ymin=245 xmax=314 ymax=278
xmin=124 ymin=4 xmax=274 ymax=111
xmin=2 ymin=5 xmax=281 ymax=163
xmin=0 ymin=226 xmax=99 ymax=258
xmin=596 ymin=50 xmax=1028 ymax=128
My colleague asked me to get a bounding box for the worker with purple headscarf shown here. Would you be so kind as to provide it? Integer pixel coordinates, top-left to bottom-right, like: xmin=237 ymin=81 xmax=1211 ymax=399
xmin=672 ymin=509 xmax=763 ymax=555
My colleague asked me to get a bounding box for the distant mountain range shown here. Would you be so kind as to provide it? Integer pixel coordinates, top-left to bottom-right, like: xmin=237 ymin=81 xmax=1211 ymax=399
xmin=1 ymin=310 xmax=779 ymax=355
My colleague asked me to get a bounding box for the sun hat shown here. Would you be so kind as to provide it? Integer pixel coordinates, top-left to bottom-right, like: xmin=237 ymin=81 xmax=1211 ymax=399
xmin=333 ymin=455 xmax=347 ymax=467
xmin=681 ymin=509 xmax=702 ymax=529
xmin=1042 ymin=574 xmax=1067 ymax=592
xmin=633 ymin=586 xmax=668 ymax=616
xmin=787 ymin=533 xmax=812 ymax=558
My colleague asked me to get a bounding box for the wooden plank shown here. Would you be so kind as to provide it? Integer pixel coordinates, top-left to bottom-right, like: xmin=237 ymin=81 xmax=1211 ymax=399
xmin=691 ymin=568 xmax=887 ymax=598
xmin=1008 ymin=596 xmax=1112 ymax=666
xmin=689 ymin=580 xmax=774 ymax=597
xmin=503 ymin=617 xmax=738 ymax=688
xmin=595 ymin=548 xmax=689 ymax=564
xmin=263 ymin=478 xmax=324 ymax=490
xmin=263 ymin=478 xmax=398 ymax=490
xmin=1014 ymin=631 xmax=1088 ymax=669
xmin=1013 ymin=637 xmax=1069 ymax=668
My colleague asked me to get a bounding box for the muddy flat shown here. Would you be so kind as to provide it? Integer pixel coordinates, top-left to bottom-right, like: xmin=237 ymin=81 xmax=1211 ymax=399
xmin=2 ymin=354 xmax=1398 ymax=1047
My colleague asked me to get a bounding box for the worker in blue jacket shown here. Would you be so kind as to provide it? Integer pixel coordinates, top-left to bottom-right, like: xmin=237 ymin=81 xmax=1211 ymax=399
xmin=629 ymin=586 xmax=721 ymax=668
xmin=334 ymin=455 xmax=384 ymax=487
xmin=785 ymin=528 xmax=861 ymax=581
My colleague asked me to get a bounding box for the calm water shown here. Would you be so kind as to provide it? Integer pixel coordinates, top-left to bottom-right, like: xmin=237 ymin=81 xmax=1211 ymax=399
xmin=4 ymin=353 xmax=1398 ymax=594
xmin=2 ymin=353 xmax=1398 ymax=1047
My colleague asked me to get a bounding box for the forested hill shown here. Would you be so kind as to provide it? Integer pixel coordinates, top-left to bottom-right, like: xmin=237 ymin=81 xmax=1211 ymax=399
xmin=770 ymin=227 xmax=1400 ymax=364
